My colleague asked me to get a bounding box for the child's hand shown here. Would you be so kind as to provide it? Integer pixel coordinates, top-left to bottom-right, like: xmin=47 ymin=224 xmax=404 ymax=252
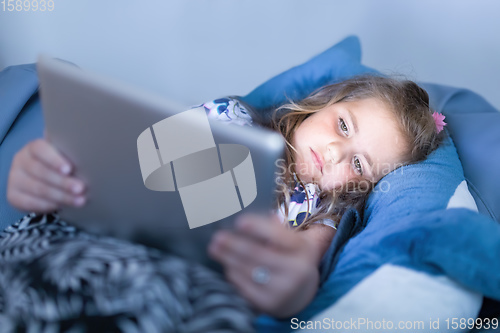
xmin=7 ymin=139 xmax=86 ymax=213
xmin=208 ymin=213 xmax=320 ymax=318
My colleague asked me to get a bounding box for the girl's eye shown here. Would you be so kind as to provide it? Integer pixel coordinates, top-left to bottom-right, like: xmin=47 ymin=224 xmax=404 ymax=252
xmin=353 ymin=156 xmax=363 ymax=175
xmin=339 ymin=117 xmax=349 ymax=135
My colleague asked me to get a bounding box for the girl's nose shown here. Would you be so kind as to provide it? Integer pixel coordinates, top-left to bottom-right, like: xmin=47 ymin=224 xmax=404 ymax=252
xmin=327 ymin=142 xmax=347 ymax=164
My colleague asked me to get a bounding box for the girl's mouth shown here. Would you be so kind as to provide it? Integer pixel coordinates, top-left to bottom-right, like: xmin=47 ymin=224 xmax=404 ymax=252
xmin=310 ymin=148 xmax=323 ymax=174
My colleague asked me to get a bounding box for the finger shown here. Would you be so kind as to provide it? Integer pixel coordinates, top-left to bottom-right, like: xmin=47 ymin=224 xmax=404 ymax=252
xmin=224 ymin=261 xmax=299 ymax=316
xmin=234 ymin=213 xmax=281 ymax=243
xmin=22 ymin=156 xmax=85 ymax=195
xmin=7 ymin=188 xmax=59 ymax=213
xmin=209 ymin=231 xmax=283 ymax=268
xmin=208 ymin=233 xmax=248 ymax=270
xmin=236 ymin=213 xmax=301 ymax=251
xmin=209 ymin=231 xmax=250 ymax=265
xmin=15 ymin=169 xmax=86 ymax=207
xmin=28 ymin=139 xmax=73 ymax=175
xmin=224 ymin=265 xmax=275 ymax=312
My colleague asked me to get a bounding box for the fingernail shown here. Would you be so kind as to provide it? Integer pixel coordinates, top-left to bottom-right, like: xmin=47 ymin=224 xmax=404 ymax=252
xmin=72 ymin=183 xmax=83 ymax=194
xmin=74 ymin=196 xmax=85 ymax=206
xmin=61 ymin=164 xmax=71 ymax=175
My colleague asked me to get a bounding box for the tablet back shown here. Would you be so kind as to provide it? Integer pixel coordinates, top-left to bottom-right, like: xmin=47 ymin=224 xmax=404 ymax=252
xmin=37 ymin=55 xmax=285 ymax=269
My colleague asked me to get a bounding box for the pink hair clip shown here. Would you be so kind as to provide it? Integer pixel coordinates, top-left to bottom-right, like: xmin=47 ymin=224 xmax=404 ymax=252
xmin=432 ymin=111 xmax=447 ymax=133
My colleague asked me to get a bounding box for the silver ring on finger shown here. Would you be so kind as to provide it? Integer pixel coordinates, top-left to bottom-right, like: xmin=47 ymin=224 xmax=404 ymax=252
xmin=251 ymin=266 xmax=271 ymax=285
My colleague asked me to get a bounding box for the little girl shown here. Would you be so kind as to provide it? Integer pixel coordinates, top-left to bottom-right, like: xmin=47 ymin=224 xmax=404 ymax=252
xmin=207 ymin=75 xmax=444 ymax=318
xmin=2 ymin=75 xmax=444 ymax=331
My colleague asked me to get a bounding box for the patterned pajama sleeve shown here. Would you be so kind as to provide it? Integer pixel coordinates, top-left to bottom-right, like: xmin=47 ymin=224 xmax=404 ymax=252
xmin=275 ymin=181 xmax=338 ymax=229
xmin=0 ymin=213 xmax=255 ymax=333
xmin=201 ymin=98 xmax=253 ymax=127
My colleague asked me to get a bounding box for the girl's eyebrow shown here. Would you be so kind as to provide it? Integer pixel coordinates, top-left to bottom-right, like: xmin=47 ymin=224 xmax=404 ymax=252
xmin=356 ymin=150 xmax=374 ymax=179
xmin=347 ymin=109 xmax=359 ymax=134
xmin=346 ymin=108 xmax=374 ymax=175
xmin=364 ymin=154 xmax=374 ymax=174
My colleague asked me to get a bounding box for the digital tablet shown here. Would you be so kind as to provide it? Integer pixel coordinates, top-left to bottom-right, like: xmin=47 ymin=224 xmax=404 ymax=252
xmin=37 ymin=55 xmax=285 ymax=270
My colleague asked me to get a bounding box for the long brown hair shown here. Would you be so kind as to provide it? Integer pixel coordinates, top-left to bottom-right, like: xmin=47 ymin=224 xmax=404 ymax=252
xmin=266 ymin=75 xmax=445 ymax=230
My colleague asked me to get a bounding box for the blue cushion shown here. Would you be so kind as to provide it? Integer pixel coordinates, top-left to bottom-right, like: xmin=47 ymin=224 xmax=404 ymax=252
xmin=364 ymin=135 xmax=465 ymax=222
xmin=422 ymin=83 xmax=500 ymax=222
xmin=0 ymin=64 xmax=39 ymax=144
xmin=0 ymin=64 xmax=44 ymax=230
xmin=241 ymin=36 xmax=377 ymax=113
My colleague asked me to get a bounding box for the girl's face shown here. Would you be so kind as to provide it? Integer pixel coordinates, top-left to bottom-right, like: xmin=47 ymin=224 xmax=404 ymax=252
xmin=291 ymin=98 xmax=408 ymax=191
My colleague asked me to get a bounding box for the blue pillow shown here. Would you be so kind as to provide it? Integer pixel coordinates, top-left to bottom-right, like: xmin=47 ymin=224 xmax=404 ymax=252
xmin=364 ymin=134 xmax=466 ymax=222
xmin=421 ymin=83 xmax=500 ymax=223
xmin=241 ymin=36 xmax=377 ymax=113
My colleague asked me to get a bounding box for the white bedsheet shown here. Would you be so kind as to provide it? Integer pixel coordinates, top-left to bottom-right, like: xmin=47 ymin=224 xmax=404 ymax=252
xmin=298 ymin=264 xmax=482 ymax=332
